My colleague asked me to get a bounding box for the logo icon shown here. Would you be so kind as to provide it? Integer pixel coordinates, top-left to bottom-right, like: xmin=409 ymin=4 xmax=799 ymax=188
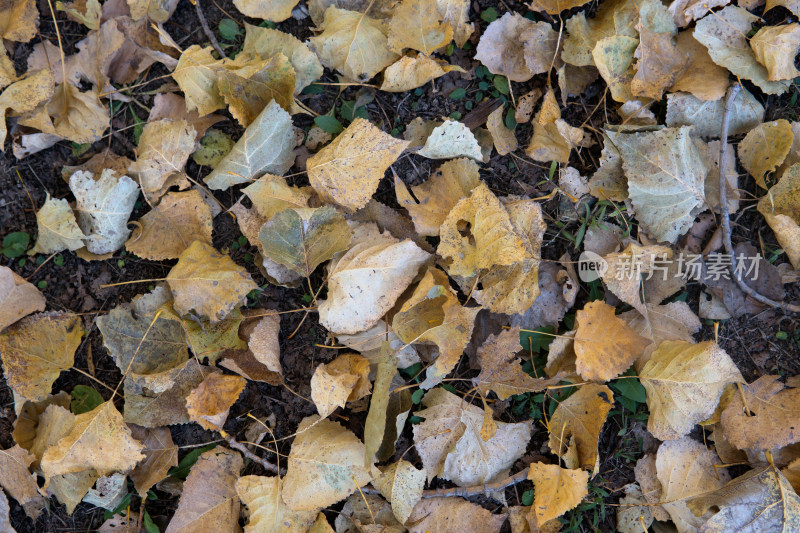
xmin=577 ymin=251 xmax=608 ymax=282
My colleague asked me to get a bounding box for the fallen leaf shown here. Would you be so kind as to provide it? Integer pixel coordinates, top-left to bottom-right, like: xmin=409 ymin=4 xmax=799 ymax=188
xmin=391 ymin=267 xmax=479 ymax=388
xmin=335 ymin=492 xmax=404 ymax=532
xmin=394 ymin=157 xmax=480 ymax=236
xmin=282 ymin=415 xmax=374 ymax=511
xmin=600 ymin=244 xmax=674 ymax=316
xmin=41 ymin=401 xmax=144 ymax=483
xmin=690 ymin=463 xmax=800 ymax=532
xmin=29 ymin=195 xmax=85 ymax=254
xmin=0 ymin=0 xmax=38 ymax=42
xmin=243 ymin=174 xmax=311 ymax=221
xmin=738 ymin=119 xmax=794 ymax=188
xmin=218 ymin=52 xmax=296 ymax=125
xmin=694 ymin=5 xmax=789 ymax=95
xmin=373 ymin=460 xmax=426 ymax=524
xmin=165 ymin=448 xmax=242 ymax=533
xmin=0 ymin=69 xmax=56 ymax=148
xmin=388 ymin=0 xmax=452 ymax=55
xmin=616 ymin=484 xmax=654 ymax=533
xmin=574 ymin=301 xmax=649 ymax=381
xmin=436 ymin=0 xmax=473 ymax=47
xmin=186 ymin=373 xmax=246 ymax=431
xmin=364 ymin=342 xmax=396 ymax=466
xmin=528 ymin=463 xmax=588 ymax=527
xmin=592 ymin=35 xmax=638 ymax=103
xmin=417 ymin=119 xmax=483 ymax=160
xmin=309 ymin=7 xmax=399 ymax=80
xmin=487 ymin=105 xmax=517 ymax=155
xmin=0 ymin=445 xmax=46 ymax=519
xmin=669 ymin=31 xmax=729 ymax=100
xmin=750 ymin=24 xmax=800 ymax=81
xmin=634 ymin=454 xmax=670 ymax=522
xmin=515 ymin=88 xmax=542 ymax=123
xmin=407 ymin=497 xmax=507 ymax=532
xmin=529 ymin=0 xmax=591 ymax=14
xmin=127 ymin=118 xmax=196 ymax=201
xmin=205 ymin=100 xmax=296 ymax=190
xmin=619 ymin=301 xmax=702 ymax=368
xmin=548 ymin=383 xmax=614 ymax=471
xmin=182 ymin=308 xmax=247 ymax=364
xmin=474 ymin=327 xmax=561 ymax=400
xmin=656 ymin=438 xmax=731 ymax=531
xmin=0 ymin=312 xmax=83 ymax=404
xmin=172 ymin=45 xmax=225 ymax=116
xmin=57 ymin=0 xmax=101 ymax=29
xmin=640 ymin=340 xmax=743 ymax=441
xmin=125 ymin=190 xmax=212 ymax=260
xmin=669 ymin=0 xmax=729 ymax=27
xmin=167 ymin=241 xmax=258 ymax=323
xmin=475 ymin=13 xmax=542 ymax=82
xmin=412 ymin=387 xmax=531 ymax=485
xmin=720 ymin=375 xmax=800 ymax=451
xmin=128 ymin=425 xmax=178 ymax=497
xmin=612 ymin=126 xmax=708 ymax=243
xmin=311 ymin=353 xmax=370 ymax=418
xmin=526 ymin=88 xmax=588 ymax=162
xmin=631 ymin=0 xmax=688 ymax=101
xmin=318 ymin=236 xmax=430 ymax=334
xmin=237 ymin=475 xmax=317 ymax=532
xmin=242 ymin=23 xmax=323 ymax=92
xmin=234 ymin=0 xmax=299 ymax=21
xmin=127 ymin=0 xmax=177 ymax=22
xmin=19 ymin=83 xmax=109 ymax=144
xmin=380 ymin=54 xmax=463 ymax=92
xmin=665 ymin=88 xmax=764 ymax=139
xmin=0 ymin=266 xmax=46 ymax=332
xmin=758 ymin=163 xmax=800 ymax=268
xmin=307 ymin=118 xmax=409 ymax=212
xmin=70 ymin=169 xmax=140 ymax=254
xmin=0 ymin=492 xmax=16 ymax=533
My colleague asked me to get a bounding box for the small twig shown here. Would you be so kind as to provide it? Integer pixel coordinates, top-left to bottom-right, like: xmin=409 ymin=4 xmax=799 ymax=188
xmin=419 ymin=468 xmax=530 ymax=498
xmin=219 ymin=429 xmax=283 ymax=475
xmin=194 ymin=0 xmax=226 ymax=58
xmin=718 ymin=83 xmax=800 ymax=314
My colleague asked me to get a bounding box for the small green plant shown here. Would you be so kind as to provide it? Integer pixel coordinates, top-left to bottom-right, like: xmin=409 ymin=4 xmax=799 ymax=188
xmin=71 ymin=385 xmax=104 ymax=414
xmin=218 ymin=18 xmax=242 ymax=41
xmin=1 ymin=231 xmax=30 ymax=258
xmin=53 ymin=254 xmax=65 ymax=266
xmin=481 ymin=7 xmax=499 ymax=22
xmin=314 ymin=114 xmax=344 ymax=134
xmin=449 ymin=88 xmax=467 ymax=100
xmin=36 ymin=280 xmax=47 ymax=290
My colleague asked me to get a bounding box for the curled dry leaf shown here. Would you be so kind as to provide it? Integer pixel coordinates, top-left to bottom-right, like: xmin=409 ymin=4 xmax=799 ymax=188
xmin=123 ymin=360 xmax=210 ymax=427
xmin=720 ymin=375 xmax=800 ymax=451
xmin=391 ymin=267 xmax=479 ymax=389
xmin=29 ymin=195 xmax=85 ymax=254
xmin=0 ymin=266 xmax=45 ymax=332
xmin=417 ymin=119 xmax=483 ymax=160
xmin=318 ymin=235 xmax=430 ymax=335
xmin=165 ymin=448 xmax=242 ymax=533
xmin=0 ymin=68 xmax=55 ymax=148
xmin=70 ymin=169 xmax=140 ymax=255
xmin=486 ymin=105 xmax=517 ymax=156
xmin=412 ymin=388 xmax=531 ymax=486
xmin=282 ymin=415 xmax=374 ymax=511
xmin=311 ymin=352 xmax=370 ymax=418
xmin=309 ymin=7 xmax=399 ymax=80
xmin=0 ymin=445 xmax=46 ymax=519
xmin=475 ymin=13 xmax=542 ymax=82
xmin=527 ymin=463 xmax=589 ymax=527
xmin=126 ymin=190 xmax=213 ymax=260
xmin=758 ymin=163 xmax=800 ymax=268
xmin=738 ymin=119 xmax=794 ymax=188
xmin=128 ymin=118 xmax=196 ymax=201
xmin=548 ymin=383 xmax=614 ymax=471
xmin=0 ymin=312 xmax=83 ymax=404
xmin=41 ymin=401 xmax=145 ymax=483
xmin=307 ymin=118 xmax=410 ymax=212
xmin=186 ymin=372 xmax=246 ymax=430
xmin=407 ymin=497 xmax=507 ymax=533
xmin=236 ymin=475 xmax=317 ymax=533
xmin=363 ymin=342 xmax=396 ymax=466
xmin=218 ymin=52 xmax=296 ymax=125
xmin=373 ymin=460 xmax=426 ymax=524
xmin=242 ymin=23 xmax=323 ymax=92
xmin=205 ymin=100 xmax=296 ymax=190
xmin=574 ymin=301 xmax=649 ymax=381
xmin=394 ymin=157 xmax=480 ymax=236
xmin=380 ymin=54 xmax=463 ymax=92
xmin=750 ymin=24 xmax=800 ymax=82
xmin=167 ymin=241 xmax=258 ymax=323
xmin=526 ymin=88 xmax=587 ymax=162
xmin=128 ymin=425 xmax=178 ymax=497
xmin=600 ymin=244 xmax=673 ymax=316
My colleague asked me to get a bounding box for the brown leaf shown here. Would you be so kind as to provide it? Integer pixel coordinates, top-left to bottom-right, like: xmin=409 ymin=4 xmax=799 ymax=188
xmin=0 ymin=266 xmax=45 ymax=332
xmin=128 ymin=425 xmax=178 ymax=497
xmin=123 ymin=360 xmax=211 ymax=427
xmin=186 ymin=373 xmax=246 ymax=430
xmin=311 ymin=353 xmax=370 ymax=418
xmin=128 ymin=118 xmax=196 ymax=201
xmin=218 ymin=52 xmax=296 ymax=125
xmin=0 ymin=446 xmax=46 ymax=519
xmin=0 ymin=69 xmax=55 ymax=148
xmin=407 ymin=497 xmax=507 ymax=532
xmin=738 ymin=119 xmax=794 ymax=188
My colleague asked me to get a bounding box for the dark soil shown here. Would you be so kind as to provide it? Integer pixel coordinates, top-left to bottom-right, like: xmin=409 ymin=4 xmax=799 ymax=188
xmin=1 ymin=0 xmax=799 ymax=532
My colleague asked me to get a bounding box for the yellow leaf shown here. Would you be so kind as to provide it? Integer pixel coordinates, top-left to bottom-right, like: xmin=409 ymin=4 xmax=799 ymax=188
xmin=738 ymin=119 xmax=794 ymax=188
xmin=171 ymin=45 xmax=225 ymax=116
xmin=373 ymin=460 xmax=426 ymax=524
xmin=720 ymin=374 xmax=800 ymax=451
xmin=0 ymin=312 xmax=83 ymax=404
xmin=127 ymin=0 xmax=177 ymax=22
xmin=318 ymin=235 xmax=430 ymax=335
xmin=0 ymin=266 xmax=45 ymax=333
xmin=527 ymin=462 xmax=588 ymax=527
xmin=751 ymin=24 xmax=800 ymax=81
xmin=758 ymin=163 xmax=800 ymax=268
xmin=380 ymin=55 xmax=463 ymax=92
xmin=281 ymin=415 xmax=374 ymax=511
xmin=436 ymin=0 xmax=473 ymax=48
xmin=311 ymin=352 xmax=370 ymax=417
xmin=309 ymin=7 xmax=399 ymax=80
xmin=243 ymin=175 xmax=311 ymax=220
xmin=218 ymin=52 xmax=296 ymax=125
xmin=408 ymin=497 xmax=507 ymax=532
xmin=21 ymin=83 xmax=109 ymax=144
xmin=574 ymin=301 xmax=649 ymax=381
xmin=167 ymin=241 xmax=258 ymax=323
xmin=438 ymin=182 xmax=525 ymax=279
xmin=475 ymin=327 xmax=563 ymax=400
xmin=631 ymin=1 xmax=688 ymax=101
xmin=548 ymin=383 xmax=614 ymax=471
xmin=41 ymin=401 xmax=144 ymax=482
xmin=592 ymin=35 xmax=638 ymax=103
xmin=0 ymin=445 xmax=46 ymax=519
xmin=0 ymin=0 xmax=39 ymax=42
xmin=126 ymin=190 xmax=213 ymax=260
xmin=307 ymin=118 xmax=409 ymax=212
xmin=236 ymin=475 xmax=318 ymax=532
xmin=487 ymin=105 xmax=517 ymax=155
xmin=234 ymin=0 xmax=300 ymax=22
xmin=166 ymin=448 xmax=242 ymax=533
xmin=56 ymin=0 xmax=101 ymax=29
xmin=528 ymin=0 xmax=591 ymax=14
xmin=363 ymin=342 xmax=396 ymax=466
xmin=388 ymin=0 xmax=452 ymax=55
xmin=669 ymin=32 xmax=729 ymax=100
xmin=29 ymin=195 xmax=85 ymax=254
xmin=392 ymin=267 xmax=479 ymax=389
xmin=242 ymin=23 xmax=323 ymax=92
xmin=186 ymin=373 xmax=246 ymax=430
xmin=0 ymin=69 xmax=55 ymax=148
xmin=640 ymin=340 xmax=742 ymax=441
xmin=128 ymin=118 xmax=195 ymax=201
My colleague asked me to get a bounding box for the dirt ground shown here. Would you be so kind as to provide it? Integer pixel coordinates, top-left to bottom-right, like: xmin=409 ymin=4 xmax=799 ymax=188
xmin=1 ymin=0 xmax=800 ymax=531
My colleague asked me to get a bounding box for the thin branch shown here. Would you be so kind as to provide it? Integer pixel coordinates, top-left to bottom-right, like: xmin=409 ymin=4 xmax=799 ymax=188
xmin=194 ymin=0 xmax=226 ymax=58
xmin=419 ymin=468 xmax=530 ymax=499
xmin=718 ymin=83 xmax=800 ymax=314
xmin=219 ymin=429 xmax=283 ymax=475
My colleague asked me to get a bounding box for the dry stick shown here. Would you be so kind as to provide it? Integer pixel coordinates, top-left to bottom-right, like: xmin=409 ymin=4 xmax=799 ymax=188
xmin=416 ymin=468 xmax=530 ymax=498
xmin=194 ymin=0 xmax=226 ymax=58
xmin=218 ymin=428 xmax=283 ymax=475
xmin=718 ymin=84 xmax=800 ymax=314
